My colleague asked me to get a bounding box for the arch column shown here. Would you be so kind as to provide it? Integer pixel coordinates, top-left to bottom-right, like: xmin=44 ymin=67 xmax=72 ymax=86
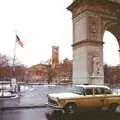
xmin=72 ymin=14 xmax=104 ymax=84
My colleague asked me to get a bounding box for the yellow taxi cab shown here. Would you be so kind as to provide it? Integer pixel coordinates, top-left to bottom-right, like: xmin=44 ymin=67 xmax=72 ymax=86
xmin=46 ymin=84 xmax=120 ymax=114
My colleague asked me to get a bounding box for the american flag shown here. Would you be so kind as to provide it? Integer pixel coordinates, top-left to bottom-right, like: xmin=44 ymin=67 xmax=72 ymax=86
xmin=16 ymin=34 xmax=24 ymax=48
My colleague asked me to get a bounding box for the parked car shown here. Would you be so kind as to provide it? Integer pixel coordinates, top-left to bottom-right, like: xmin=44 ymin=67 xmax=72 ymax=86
xmin=46 ymin=84 xmax=120 ymax=114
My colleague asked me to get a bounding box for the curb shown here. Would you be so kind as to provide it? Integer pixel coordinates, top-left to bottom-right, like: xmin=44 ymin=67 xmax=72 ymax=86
xmin=0 ymin=104 xmax=47 ymax=111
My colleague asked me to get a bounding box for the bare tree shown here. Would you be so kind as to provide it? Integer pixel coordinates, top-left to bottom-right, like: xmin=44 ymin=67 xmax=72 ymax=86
xmin=0 ymin=54 xmax=9 ymax=67
xmin=104 ymin=64 xmax=120 ymax=86
xmin=0 ymin=53 xmax=26 ymax=81
xmin=46 ymin=59 xmax=56 ymax=84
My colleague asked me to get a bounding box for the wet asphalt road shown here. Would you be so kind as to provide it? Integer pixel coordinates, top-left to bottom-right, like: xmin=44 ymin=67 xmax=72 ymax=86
xmin=0 ymin=85 xmax=72 ymax=108
xmin=0 ymin=85 xmax=120 ymax=120
xmin=0 ymin=108 xmax=120 ymax=120
xmin=0 ymin=108 xmax=47 ymax=120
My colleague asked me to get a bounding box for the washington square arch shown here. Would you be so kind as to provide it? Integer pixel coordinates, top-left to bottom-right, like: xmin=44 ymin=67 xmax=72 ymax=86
xmin=67 ymin=0 xmax=120 ymax=85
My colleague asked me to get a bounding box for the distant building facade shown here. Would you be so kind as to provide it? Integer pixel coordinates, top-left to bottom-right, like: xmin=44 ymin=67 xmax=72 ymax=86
xmin=26 ymin=64 xmax=48 ymax=83
xmin=26 ymin=46 xmax=72 ymax=83
xmin=54 ymin=58 xmax=72 ymax=83
xmin=0 ymin=66 xmax=25 ymax=82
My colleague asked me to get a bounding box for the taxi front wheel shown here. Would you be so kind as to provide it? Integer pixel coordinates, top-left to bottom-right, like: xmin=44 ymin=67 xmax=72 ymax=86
xmin=108 ymin=104 xmax=118 ymax=112
xmin=64 ymin=103 xmax=77 ymax=114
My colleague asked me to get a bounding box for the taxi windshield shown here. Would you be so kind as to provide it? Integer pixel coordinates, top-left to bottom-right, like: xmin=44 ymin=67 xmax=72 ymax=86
xmin=70 ymin=86 xmax=84 ymax=95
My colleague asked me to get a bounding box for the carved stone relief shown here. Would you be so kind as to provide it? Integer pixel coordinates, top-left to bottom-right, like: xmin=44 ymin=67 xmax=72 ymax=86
xmin=89 ymin=17 xmax=97 ymax=33
xmin=88 ymin=16 xmax=99 ymax=40
xmin=92 ymin=56 xmax=103 ymax=76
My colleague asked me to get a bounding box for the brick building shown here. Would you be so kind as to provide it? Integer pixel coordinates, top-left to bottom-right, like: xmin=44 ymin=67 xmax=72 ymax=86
xmin=26 ymin=59 xmax=72 ymax=83
xmin=52 ymin=46 xmax=59 ymax=65
xmin=54 ymin=58 xmax=72 ymax=83
xmin=26 ymin=64 xmax=48 ymax=83
xmin=0 ymin=66 xmax=25 ymax=82
xmin=26 ymin=46 xmax=72 ymax=83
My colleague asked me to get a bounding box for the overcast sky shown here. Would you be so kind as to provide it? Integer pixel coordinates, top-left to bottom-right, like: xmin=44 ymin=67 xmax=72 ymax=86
xmin=0 ymin=0 xmax=119 ymax=67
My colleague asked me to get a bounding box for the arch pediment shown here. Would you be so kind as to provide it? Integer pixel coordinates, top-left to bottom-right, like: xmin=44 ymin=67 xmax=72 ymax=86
xmin=68 ymin=0 xmax=120 ymax=20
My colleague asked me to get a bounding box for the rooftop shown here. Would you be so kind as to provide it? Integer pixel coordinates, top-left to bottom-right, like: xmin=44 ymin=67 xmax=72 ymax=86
xmin=74 ymin=84 xmax=110 ymax=89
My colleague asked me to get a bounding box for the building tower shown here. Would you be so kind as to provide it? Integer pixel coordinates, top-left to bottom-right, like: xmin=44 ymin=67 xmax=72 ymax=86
xmin=52 ymin=46 xmax=59 ymax=68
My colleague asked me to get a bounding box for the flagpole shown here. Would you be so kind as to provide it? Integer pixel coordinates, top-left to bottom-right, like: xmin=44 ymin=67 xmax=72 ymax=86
xmin=13 ymin=32 xmax=17 ymax=77
xmin=12 ymin=32 xmax=24 ymax=76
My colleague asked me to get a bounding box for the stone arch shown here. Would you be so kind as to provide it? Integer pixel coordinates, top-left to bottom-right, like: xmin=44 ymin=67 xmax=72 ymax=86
xmin=103 ymin=30 xmax=119 ymax=65
xmin=67 ymin=0 xmax=120 ymax=84
xmin=103 ymin=23 xmax=120 ymax=66
xmin=106 ymin=23 xmax=120 ymax=47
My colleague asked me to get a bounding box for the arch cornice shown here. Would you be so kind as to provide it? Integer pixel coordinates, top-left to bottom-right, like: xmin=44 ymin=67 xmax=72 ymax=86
xmin=67 ymin=1 xmax=120 ymax=20
xmin=72 ymin=39 xmax=104 ymax=48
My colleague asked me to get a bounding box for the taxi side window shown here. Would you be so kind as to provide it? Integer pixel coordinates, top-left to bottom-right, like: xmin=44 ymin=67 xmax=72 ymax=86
xmin=104 ymin=88 xmax=112 ymax=94
xmin=94 ymin=88 xmax=104 ymax=95
xmin=94 ymin=88 xmax=112 ymax=95
xmin=85 ymin=88 xmax=93 ymax=95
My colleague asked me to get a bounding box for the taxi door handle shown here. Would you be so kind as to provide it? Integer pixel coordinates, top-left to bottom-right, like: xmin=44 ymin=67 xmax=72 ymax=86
xmin=100 ymin=99 xmax=104 ymax=102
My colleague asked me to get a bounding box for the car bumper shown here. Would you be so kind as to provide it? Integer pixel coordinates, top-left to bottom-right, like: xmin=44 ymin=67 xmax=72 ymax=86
xmin=46 ymin=103 xmax=65 ymax=114
xmin=46 ymin=103 xmax=63 ymax=109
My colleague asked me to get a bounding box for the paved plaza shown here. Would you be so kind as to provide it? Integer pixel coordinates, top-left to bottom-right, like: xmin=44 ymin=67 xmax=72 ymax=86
xmin=0 ymin=84 xmax=72 ymax=109
xmin=0 ymin=84 xmax=120 ymax=113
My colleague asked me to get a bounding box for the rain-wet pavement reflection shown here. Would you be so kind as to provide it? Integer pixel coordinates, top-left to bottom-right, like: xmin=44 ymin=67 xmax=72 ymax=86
xmin=0 ymin=108 xmax=120 ymax=120
xmin=46 ymin=109 xmax=120 ymax=120
xmin=0 ymin=85 xmax=120 ymax=120
xmin=0 ymin=108 xmax=47 ymax=120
